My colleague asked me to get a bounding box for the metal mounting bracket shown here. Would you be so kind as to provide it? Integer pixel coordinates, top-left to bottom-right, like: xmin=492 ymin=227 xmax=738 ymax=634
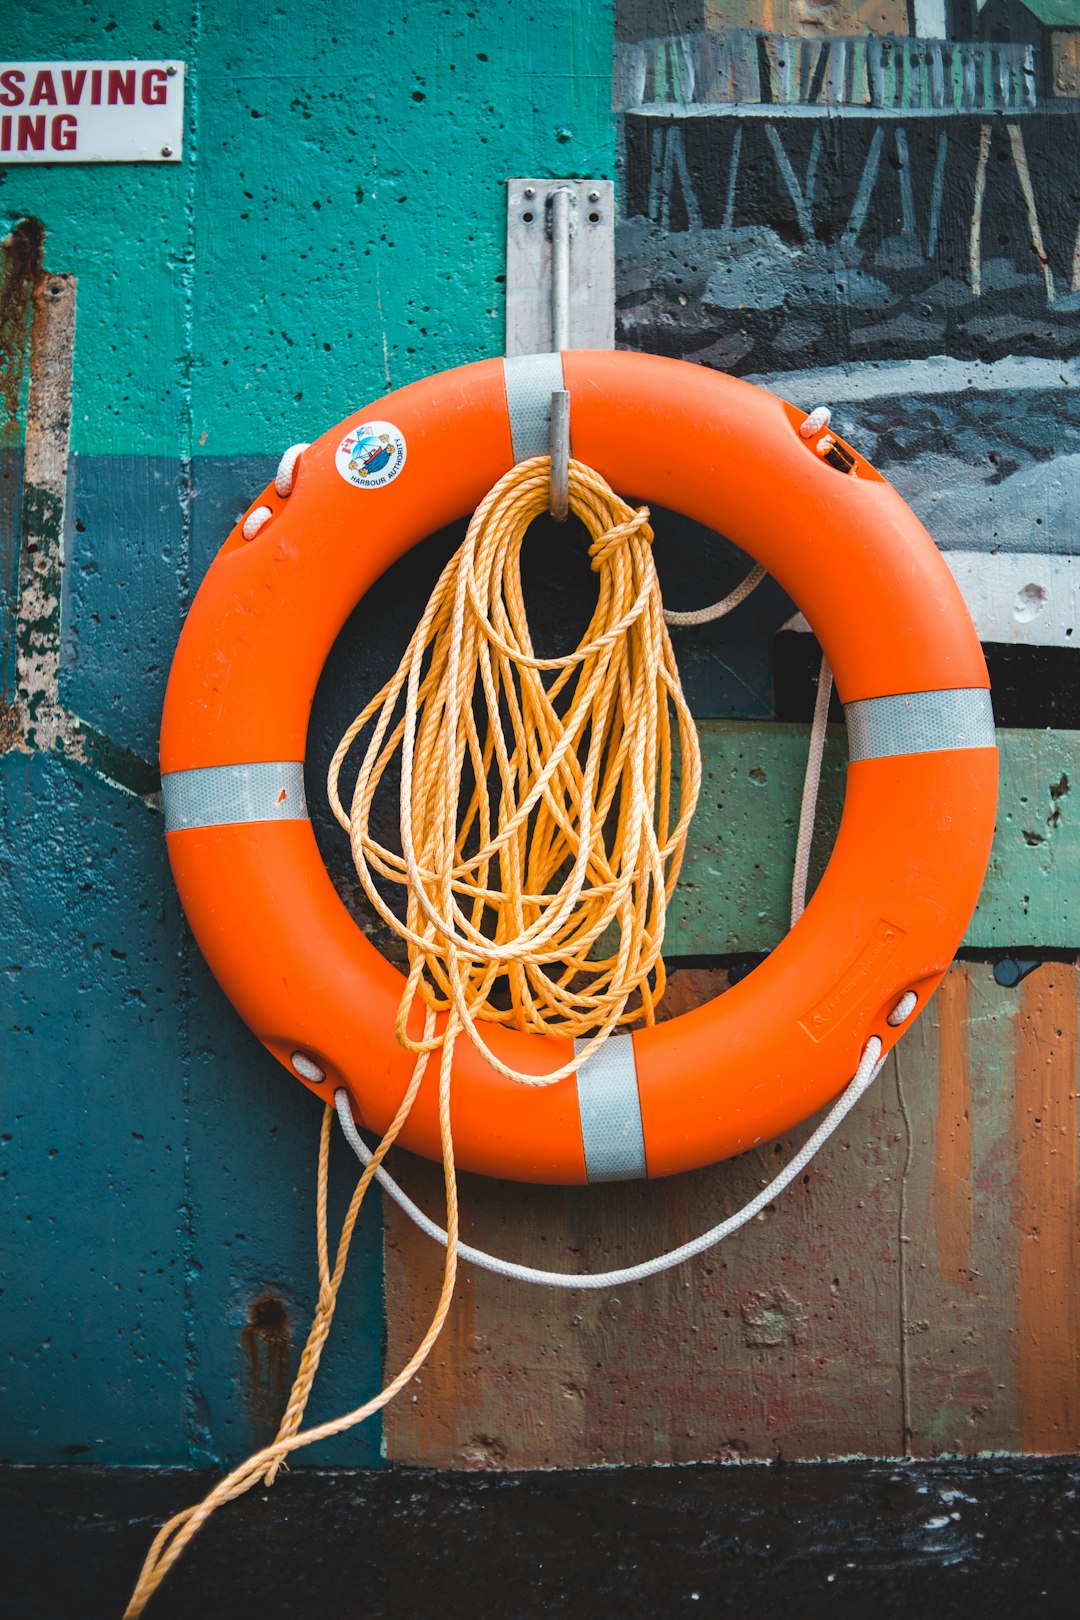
xmin=505 ymin=178 xmax=615 ymax=357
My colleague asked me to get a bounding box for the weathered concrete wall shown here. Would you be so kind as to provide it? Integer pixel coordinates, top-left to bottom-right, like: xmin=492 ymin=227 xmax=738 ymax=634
xmin=617 ymin=1 xmax=1080 ymax=552
xmin=384 ymin=961 xmax=1080 ymax=1465
xmin=1 ymin=0 xmax=614 ymax=1467
xmin=3 ymin=0 xmax=1078 ymax=1479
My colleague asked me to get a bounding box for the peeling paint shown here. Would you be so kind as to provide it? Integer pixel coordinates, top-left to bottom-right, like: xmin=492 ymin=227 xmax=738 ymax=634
xmin=0 ymin=262 xmax=159 ymax=799
xmin=740 ymin=1285 xmax=809 ymax=1349
xmin=5 ymin=267 xmax=74 ymax=750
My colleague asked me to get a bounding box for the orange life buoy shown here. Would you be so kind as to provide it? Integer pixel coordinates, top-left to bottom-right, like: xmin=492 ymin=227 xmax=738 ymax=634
xmin=160 ymin=352 xmax=997 ymax=1184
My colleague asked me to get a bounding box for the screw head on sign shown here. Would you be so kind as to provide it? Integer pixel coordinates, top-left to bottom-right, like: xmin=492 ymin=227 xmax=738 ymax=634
xmin=589 ymin=190 xmax=600 ymax=202
xmin=161 ymin=145 xmax=173 ymax=157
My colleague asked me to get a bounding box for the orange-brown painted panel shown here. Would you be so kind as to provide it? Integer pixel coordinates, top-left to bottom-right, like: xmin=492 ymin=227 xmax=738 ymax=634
xmin=384 ymin=965 xmax=908 ymax=1467
xmin=901 ymin=968 xmax=1023 ymax=1456
xmin=1017 ymin=964 xmax=1080 ymax=1454
xmin=384 ymin=963 xmax=1080 ymax=1467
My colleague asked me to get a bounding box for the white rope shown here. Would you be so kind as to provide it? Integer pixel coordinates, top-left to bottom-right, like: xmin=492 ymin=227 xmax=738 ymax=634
xmin=240 ymin=444 xmax=308 ymax=543
xmin=275 ymin=442 xmax=309 ymax=498
xmin=242 ymin=505 xmax=272 ymax=541
xmin=790 ymin=652 xmax=833 ymax=925
xmin=335 ymin=1032 xmax=884 ymax=1290
xmin=663 ymin=562 xmax=765 ymax=627
xmin=800 ymin=405 xmax=832 ymax=440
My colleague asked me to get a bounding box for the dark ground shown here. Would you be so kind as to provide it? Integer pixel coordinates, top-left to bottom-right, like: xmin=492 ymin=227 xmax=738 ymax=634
xmin=4 ymin=1457 xmax=1079 ymax=1619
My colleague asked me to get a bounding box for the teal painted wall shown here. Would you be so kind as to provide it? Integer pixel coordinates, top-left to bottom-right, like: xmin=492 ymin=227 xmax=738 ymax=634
xmin=2 ymin=0 xmax=616 ymax=1467
xmin=3 ymin=0 xmax=613 ymax=458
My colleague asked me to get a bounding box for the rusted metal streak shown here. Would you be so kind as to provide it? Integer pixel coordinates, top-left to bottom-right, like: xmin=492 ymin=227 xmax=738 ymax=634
xmin=0 ymin=216 xmax=45 ymax=432
xmin=240 ymin=1294 xmax=293 ymax=1444
xmin=1 ymin=266 xmax=159 ymax=798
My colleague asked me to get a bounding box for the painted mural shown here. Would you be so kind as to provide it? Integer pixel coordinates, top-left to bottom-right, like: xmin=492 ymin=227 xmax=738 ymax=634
xmin=615 ymin=0 xmax=1080 ymax=551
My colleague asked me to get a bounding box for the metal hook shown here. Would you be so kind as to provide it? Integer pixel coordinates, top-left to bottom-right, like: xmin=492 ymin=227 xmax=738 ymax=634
xmin=548 ymin=185 xmax=574 ymax=521
xmin=549 ymin=186 xmax=573 ymax=352
xmin=549 ymin=389 xmax=570 ymax=523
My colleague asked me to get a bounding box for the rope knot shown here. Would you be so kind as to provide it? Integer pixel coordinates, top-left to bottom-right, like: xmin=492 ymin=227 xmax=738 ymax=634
xmin=587 ymin=504 xmax=653 ymax=572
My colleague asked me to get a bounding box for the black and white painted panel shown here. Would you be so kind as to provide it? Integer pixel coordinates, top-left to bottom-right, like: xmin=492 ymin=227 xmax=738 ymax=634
xmin=616 ymin=1 xmax=1080 ymax=591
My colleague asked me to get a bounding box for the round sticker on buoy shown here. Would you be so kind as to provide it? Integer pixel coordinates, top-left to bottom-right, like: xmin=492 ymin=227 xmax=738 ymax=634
xmin=335 ymin=420 xmax=407 ymax=489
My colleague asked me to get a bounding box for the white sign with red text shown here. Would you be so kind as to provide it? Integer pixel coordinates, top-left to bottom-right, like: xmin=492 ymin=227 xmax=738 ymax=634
xmin=0 ymin=61 xmax=185 ymax=163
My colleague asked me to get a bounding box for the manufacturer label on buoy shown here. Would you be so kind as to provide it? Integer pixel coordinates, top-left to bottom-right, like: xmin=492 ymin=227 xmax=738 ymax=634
xmin=335 ymin=421 xmax=407 ymax=489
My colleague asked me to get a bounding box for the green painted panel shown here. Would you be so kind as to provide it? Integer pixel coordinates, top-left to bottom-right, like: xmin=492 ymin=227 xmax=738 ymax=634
xmin=3 ymin=0 xmax=615 ymax=458
xmin=670 ymin=723 xmax=1080 ymax=953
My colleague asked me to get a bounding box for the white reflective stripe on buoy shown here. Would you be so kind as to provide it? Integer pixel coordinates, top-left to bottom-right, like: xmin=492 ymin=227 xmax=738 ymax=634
xmin=161 ymin=762 xmax=308 ymax=832
xmin=504 ymin=352 xmax=568 ymax=462
xmin=845 ymin=688 xmax=995 ymax=763
xmin=574 ymin=1033 xmax=648 ymax=1182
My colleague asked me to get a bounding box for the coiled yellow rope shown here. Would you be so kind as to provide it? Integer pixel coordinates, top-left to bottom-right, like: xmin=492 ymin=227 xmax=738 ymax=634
xmin=124 ymin=455 xmax=700 ymax=1616
xmin=331 ymin=454 xmax=701 ymax=1073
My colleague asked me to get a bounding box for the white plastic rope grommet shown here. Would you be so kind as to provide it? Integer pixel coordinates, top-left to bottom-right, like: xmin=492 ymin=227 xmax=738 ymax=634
xmin=334 ymin=1033 xmax=885 ymax=1291
xmin=242 ymin=505 xmax=273 ymax=541
xmin=275 ymin=442 xmax=309 ymax=498
xmin=800 ymin=405 xmax=832 ymax=439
